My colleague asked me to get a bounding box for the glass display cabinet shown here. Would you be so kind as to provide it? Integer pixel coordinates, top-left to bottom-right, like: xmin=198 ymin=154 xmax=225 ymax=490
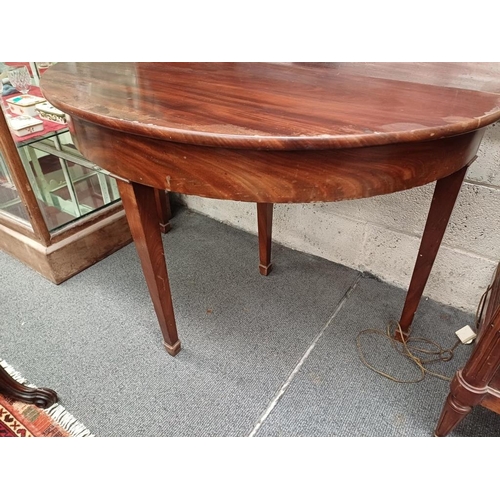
xmin=0 ymin=62 xmax=133 ymax=283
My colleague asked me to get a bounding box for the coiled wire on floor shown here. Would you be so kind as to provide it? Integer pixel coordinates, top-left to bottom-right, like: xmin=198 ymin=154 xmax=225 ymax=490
xmin=356 ymin=321 xmax=461 ymax=383
xmin=356 ymin=285 xmax=492 ymax=384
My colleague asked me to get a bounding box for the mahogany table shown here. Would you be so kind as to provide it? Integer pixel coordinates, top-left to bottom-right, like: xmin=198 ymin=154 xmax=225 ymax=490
xmin=40 ymin=63 xmax=500 ymax=356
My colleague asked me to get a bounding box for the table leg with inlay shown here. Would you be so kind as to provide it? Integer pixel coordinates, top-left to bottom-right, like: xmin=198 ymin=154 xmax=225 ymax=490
xmin=257 ymin=202 xmax=274 ymax=276
xmin=154 ymin=188 xmax=172 ymax=234
xmin=118 ymin=180 xmax=181 ymax=356
xmin=398 ymin=161 xmax=474 ymax=337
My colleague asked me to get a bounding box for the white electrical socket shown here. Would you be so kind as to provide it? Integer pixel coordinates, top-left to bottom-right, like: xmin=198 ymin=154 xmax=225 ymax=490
xmin=455 ymin=325 xmax=477 ymax=344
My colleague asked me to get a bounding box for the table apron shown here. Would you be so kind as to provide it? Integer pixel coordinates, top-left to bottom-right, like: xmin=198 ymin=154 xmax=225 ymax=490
xmin=69 ymin=117 xmax=485 ymax=203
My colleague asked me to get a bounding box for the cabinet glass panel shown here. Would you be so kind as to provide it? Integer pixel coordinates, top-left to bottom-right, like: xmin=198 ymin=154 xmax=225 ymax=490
xmin=0 ymin=151 xmax=31 ymax=225
xmin=1 ymin=62 xmax=121 ymax=232
xmin=19 ymin=132 xmax=121 ymax=231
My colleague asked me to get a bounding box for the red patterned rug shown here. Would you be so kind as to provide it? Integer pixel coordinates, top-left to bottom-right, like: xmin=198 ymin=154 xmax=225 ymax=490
xmin=0 ymin=394 xmax=70 ymax=437
xmin=0 ymin=360 xmax=93 ymax=437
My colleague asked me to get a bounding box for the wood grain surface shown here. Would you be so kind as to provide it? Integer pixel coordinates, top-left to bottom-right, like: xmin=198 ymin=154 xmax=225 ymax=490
xmin=38 ymin=63 xmax=500 ymax=355
xmin=62 ymin=117 xmax=485 ymax=203
xmin=40 ymin=63 xmax=500 ymax=150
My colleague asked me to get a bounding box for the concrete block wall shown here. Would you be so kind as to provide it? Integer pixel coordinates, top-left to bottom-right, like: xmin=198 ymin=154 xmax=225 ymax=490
xmin=176 ymin=123 xmax=500 ymax=314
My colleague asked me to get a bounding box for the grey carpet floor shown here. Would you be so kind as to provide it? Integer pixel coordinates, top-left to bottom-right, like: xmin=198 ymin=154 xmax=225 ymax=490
xmin=0 ymin=206 xmax=498 ymax=437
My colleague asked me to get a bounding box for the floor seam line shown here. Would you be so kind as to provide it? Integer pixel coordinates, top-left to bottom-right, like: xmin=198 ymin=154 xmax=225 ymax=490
xmin=247 ymin=274 xmax=362 ymax=437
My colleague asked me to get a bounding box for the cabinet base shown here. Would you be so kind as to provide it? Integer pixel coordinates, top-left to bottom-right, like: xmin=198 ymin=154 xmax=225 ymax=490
xmin=0 ymin=206 xmax=132 ymax=284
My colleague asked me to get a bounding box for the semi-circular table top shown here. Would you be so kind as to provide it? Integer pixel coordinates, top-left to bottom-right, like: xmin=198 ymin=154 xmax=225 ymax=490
xmin=37 ymin=62 xmax=500 ymax=354
xmin=40 ymin=62 xmax=500 ymax=151
xmin=39 ymin=63 xmax=500 ymax=205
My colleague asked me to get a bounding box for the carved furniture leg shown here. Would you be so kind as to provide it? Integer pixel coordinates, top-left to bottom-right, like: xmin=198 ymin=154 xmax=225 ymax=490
xmin=154 ymin=188 xmax=172 ymax=234
xmin=398 ymin=163 xmax=472 ymax=337
xmin=435 ymin=298 xmax=500 ymax=436
xmin=0 ymin=363 xmax=58 ymax=409
xmin=257 ymin=203 xmax=273 ymax=276
xmin=118 ymin=181 xmax=181 ymax=356
xmin=434 ymin=371 xmax=480 ymax=436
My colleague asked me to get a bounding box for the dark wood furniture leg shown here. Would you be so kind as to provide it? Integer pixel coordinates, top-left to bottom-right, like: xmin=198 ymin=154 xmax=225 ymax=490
xmin=434 ymin=371 xmax=486 ymax=436
xmin=257 ymin=203 xmax=273 ymax=276
xmin=154 ymin=188 xmax=172 ymax=234
xmin=0 ymin=363 xmax=58 ymax=409
xmin=435 ymin=263 xmax=500 ymax=436
xmin=398 ymin=163 xmax=472 ymax=337
xmin=118 ymin=180 xmax=181 ymax=356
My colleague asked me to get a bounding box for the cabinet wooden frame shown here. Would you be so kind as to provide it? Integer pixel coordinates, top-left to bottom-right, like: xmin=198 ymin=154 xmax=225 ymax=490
xmin=0 ymin=104 xmax=132 ymax=284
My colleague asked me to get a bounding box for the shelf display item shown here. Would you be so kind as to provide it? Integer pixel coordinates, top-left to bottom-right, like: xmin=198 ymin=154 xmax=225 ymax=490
xmin=6 ymin=94 xmax=46 ymax=117
xmin=35 ymin=102 xmax=67 ymax=124
xmin=8 ymin=115 xmax=44 ymax=137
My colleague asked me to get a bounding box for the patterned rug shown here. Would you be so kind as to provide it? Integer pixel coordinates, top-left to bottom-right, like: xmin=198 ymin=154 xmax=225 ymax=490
xmin=0 ymin=360 xmax=93 ymax=437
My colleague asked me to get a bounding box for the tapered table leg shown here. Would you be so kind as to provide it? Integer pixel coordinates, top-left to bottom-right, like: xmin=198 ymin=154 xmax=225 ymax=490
xmin=154 ymin=188 xmax=172 ymax=234
xmin=398 ymin=162 xmax=473 ymax=337
xmin=118 ymin=181 xmax=181 ymax=356
xmin=257 ymin=203 xmax=274 ymax=276
xmin=0 ymin=363 xmax=58 ymax=409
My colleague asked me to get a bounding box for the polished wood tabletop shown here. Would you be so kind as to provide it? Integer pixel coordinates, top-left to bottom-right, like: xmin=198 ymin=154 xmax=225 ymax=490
xmin=40 ymin=63 xmax=500 ymax=355
xmin=40 ymin=63 xmax=500 ymax=148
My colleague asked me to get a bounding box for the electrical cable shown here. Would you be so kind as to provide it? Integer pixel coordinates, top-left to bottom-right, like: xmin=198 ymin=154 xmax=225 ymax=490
xmin=356 ymin=285 xmax=493 ymax=384
xmin=356 ymin=321 xmax=461 ymax=383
